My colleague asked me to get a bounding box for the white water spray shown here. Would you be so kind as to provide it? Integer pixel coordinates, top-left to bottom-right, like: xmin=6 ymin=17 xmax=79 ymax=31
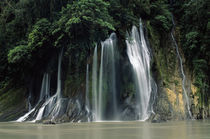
xmin=39 ymin=73 xmax=51 ymax=102
xmin=16 ymin=73 xmax=51 ymax=122
xmin=92 ymin=33 xmax=118 ymax=121
xmin=35 ymin=49 xmax=64 ymax=121
xmin=126 ymin=19 xmax=153 ymax=121
xmin=85 ymin=64 xmax=90 ymax=122
xmin=92 ymin=46 xmax=98 ymax=120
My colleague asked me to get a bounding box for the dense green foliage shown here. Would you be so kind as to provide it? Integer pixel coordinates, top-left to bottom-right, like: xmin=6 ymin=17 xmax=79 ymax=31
xmin=173 ymin=0 xmax=209 ymax=106
xmin=0 ymin=0 xmax=157 ymax=84
xmin=8 ymin=44 xmax=31 ymax=64
xmin=0 ymin=0 xmax=209 ymax=107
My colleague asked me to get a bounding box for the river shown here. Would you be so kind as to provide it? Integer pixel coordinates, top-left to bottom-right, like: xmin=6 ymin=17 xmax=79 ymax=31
xmin=0 ymin=120 xmax=209 ymax=139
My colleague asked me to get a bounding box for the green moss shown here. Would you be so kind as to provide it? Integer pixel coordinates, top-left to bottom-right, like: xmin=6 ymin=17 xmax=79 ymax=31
xmin=174 ymin=80 xmax=179 ymax=86
xmin=146 ymin=21 xmax=169 ymax=83
xmin=0 ymin=88 xmax=26 ymax=111
xmin=125 ymin=83 xmax=135 ymax=97
xmin=146 ymin=21 xmax=160 ymax=48
xmin=64 ymin=71 xmax=86 ymax=97
xmin=146 ymin=20 xmax=178 ymax=88
xmin=0 ymin=87 xmax=26 ymax=121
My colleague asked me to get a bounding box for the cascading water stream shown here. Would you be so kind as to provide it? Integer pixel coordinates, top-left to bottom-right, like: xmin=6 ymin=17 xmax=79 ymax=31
xmin=16 ymin=108 xmax=36 ymax=122
xmin=92 ymin=46 xmax=98 ymax=121
xmin=28 ymin=91 xmax=32 ymax=111
xmin=126 ymin=19 xmax=153 ymax=121
xmin=35 ymin=49 xmax=64 ymax=121
xmin=171 ymin=16 xmax=192 ymax=118
xmin=16 ymin=73 xmax=51 ymax=122
xmin=17 ymin=47 xmax=64 ymax=122
xmin=98 ymin=44 xmax=104 ymax=121
xmin=99 ymin=33 xmax=118 ymax=121
xmin=56 ymin=49 xmax=63 ymax=99
xmin=85 ymin=64 xmax=90 ymax=122
xmin=91 ymin=33 xmax=118 ymax=121
xmin=39 ymin=73 xmax=50 ymax=102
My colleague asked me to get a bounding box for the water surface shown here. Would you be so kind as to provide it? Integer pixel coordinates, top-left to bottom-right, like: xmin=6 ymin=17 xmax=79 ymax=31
xmin=0 ymin=120 xmax=209 ymax=139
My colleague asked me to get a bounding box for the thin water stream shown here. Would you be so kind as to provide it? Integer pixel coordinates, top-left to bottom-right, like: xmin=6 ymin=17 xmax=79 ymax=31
xmin=171 ymin=16 xmax=192 ymax=118
xmin=16 ymin=49 xmax=64 ymax=122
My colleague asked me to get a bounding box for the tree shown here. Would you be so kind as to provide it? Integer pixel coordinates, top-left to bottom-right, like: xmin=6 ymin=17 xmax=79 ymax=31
xmin=8 ymin=44 xmax=31 ymax=64
xmin=55 ymin=0 xmax=115 ymax=45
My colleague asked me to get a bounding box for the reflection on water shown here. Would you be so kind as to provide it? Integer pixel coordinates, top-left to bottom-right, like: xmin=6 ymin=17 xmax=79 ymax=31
xmin=0 ymin=120 xmax=209 ymax=139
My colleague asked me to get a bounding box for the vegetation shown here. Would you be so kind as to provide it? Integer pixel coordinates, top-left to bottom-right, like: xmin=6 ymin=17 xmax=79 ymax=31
xmin=173 ymin=0 xmax=209 ymax=106
xmin=0 ymin=0 xmax=209 ymax=116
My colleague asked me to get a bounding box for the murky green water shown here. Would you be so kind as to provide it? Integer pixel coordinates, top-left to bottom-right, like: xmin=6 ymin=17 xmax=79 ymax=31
xmin=0 ymin=120 xmax=209 ymax=139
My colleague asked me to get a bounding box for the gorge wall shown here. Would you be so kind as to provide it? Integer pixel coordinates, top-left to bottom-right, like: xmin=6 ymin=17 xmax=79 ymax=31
xmin=0 ymin=0 xmax=209 ymax=123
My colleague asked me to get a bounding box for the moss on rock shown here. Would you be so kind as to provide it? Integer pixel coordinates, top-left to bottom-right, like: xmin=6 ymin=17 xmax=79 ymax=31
xmin=0 ymin=87 xmax=27 ymax=121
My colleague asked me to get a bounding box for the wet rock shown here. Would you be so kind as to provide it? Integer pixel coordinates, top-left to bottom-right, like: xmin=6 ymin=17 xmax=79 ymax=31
xmin=151 ymin=114 xmax=161 ymax=123
xmin=43 ymin=120 xmax=56 ymax=125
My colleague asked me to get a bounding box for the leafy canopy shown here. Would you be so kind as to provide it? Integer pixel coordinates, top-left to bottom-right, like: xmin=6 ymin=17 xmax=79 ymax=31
xmin=55 ymin=0 xmax=115 ymax=45
xmin=8 ymin=45 xmax=31 ymax=64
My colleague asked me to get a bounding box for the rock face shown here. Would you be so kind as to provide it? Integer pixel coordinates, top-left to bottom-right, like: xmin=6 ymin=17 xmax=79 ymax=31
xmin=40 ymin=96 xmax=89 ymax=123
xmin=146 ymin=20 xmax=209 ymax=121
xmin=0 ymin=87 xmax=27 ymax=121
xmin=0 ymin=19 xmax=209 ymax=123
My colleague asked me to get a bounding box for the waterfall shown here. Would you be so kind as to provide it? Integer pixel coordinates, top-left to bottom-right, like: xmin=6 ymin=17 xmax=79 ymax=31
xmin=91 ymin=33 xmax=118 ymax=121
xmin=28 ymin=91 xmax=32 ymax=111
xmin=99 ymin=33 xmax=118 ymax=121
xmin=98 ymin=44 xmax=104 ymax=121
xmin=92 ymin=45 xmax=98 ymax=120
xmin=171 ymin=17 xmax=192 ymax=118
xmin=35 ymin=49 xmax=64 ymax=121
xmin=16 ymin=107 xmax=36 ymax=122
xmin=56 ymin=49 xmax=63 ymax=99
xmin=39 ymin=73 xmax=51 ymax=102
xmin=85 ymin=64 xmax=90 ymax=122
xmin=86 ymin=64 xmax=90 ymax=108
xmin=16 ymin=73 xmax=51 ymax=122
xmin=126 ymin=19 xmax=153 ymax=121
xmin=17 ymin=48 xmax=64 ymax=122
xmin=34 ymin=73 xmax=52 ymax=121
